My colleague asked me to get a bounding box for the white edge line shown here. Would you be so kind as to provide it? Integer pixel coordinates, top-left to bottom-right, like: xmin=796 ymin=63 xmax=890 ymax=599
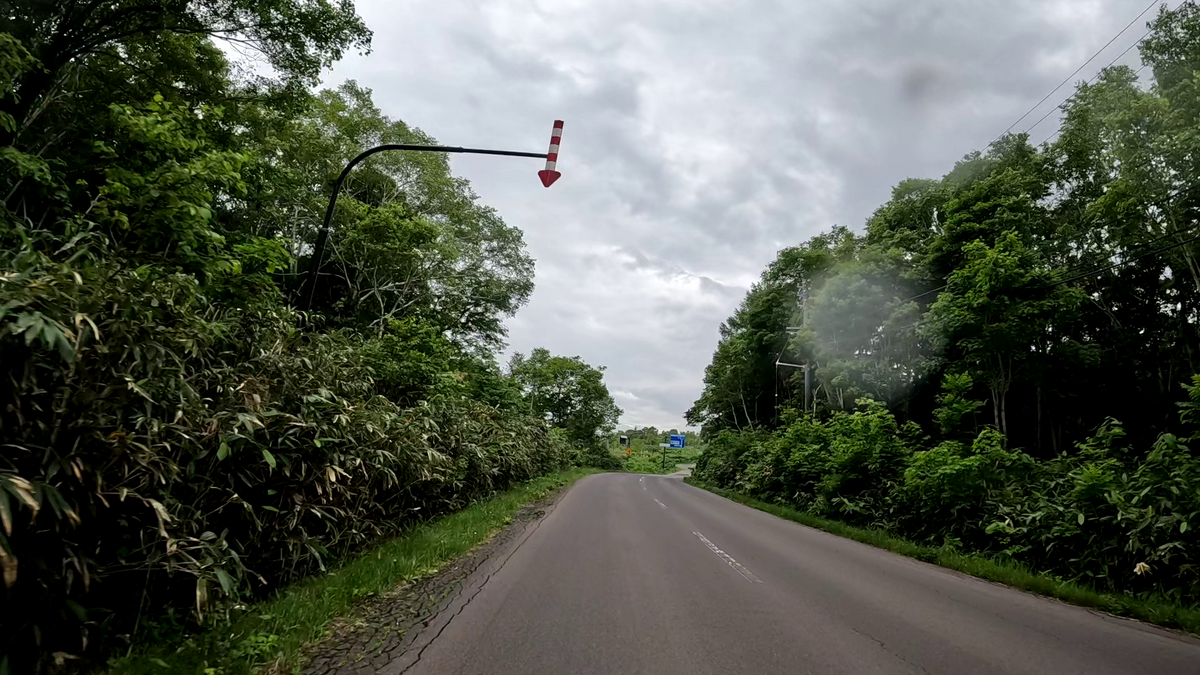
xmin=693 ymin=531 xmax=761 ymax=583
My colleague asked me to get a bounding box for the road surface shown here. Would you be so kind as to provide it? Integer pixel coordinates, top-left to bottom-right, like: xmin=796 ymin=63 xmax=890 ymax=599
xmin=393 ymin=473 xmax=1200 ymax=674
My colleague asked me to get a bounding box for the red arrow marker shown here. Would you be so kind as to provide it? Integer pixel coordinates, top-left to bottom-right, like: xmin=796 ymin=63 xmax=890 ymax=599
xmin=538 ymin=120 xmax=563 ymax=187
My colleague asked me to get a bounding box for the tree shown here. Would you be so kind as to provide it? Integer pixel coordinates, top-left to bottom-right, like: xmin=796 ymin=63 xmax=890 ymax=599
xmin=687 ymin=227 xmax=855 ymax=432
xmin=802 ymin=259 xmax=926 ymax=411
xmin=244 ymin=82 xmax=535 ymax=349
xmin=4 ymin=0 xmax=371 ymax=144
xmin=507 ymin=348 xmax=621 ymax=445
xmin=0 ymin=3 xmax=592 ymax=667
xmin=689 ymin=0 xmax=1200 ymax=618
xmin=926 ymin=233 xmax=1082 ymax=436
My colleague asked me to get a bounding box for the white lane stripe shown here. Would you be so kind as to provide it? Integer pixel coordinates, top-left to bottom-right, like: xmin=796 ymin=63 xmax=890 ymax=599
xmin=654 ymin=498 xmax=667 ymax=510
xmin=693 ymin=531 xmax=761 ymax=583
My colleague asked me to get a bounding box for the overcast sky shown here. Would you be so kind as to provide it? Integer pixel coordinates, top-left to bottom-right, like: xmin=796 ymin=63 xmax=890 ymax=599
xmin=325 ymin=0 xmax=1161 ymax=429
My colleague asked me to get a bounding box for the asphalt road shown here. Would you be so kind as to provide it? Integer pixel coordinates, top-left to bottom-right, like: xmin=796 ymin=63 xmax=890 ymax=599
xmin=395 ymin=473 xmax=1200 ymax=675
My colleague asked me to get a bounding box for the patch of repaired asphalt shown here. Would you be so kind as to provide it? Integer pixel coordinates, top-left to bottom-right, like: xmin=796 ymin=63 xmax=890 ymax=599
xmin=297 ymin=490 xmax=565 ymax=675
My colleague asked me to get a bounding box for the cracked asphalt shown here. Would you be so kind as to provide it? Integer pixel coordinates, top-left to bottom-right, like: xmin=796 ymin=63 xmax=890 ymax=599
xmin=305 ymin=473 xmax=1200 ymax=674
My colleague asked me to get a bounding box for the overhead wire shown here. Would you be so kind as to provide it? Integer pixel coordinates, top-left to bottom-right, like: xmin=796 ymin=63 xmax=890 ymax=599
xmin=889 ymin=6 xmax=1169 ymax=308
xmin=1027 ymin=1 xmax=1188 ymax=147
xmin=852 ymin=222 xmax=1200 ymax=341
xmin=1024 ymin=28 xmax=1157 ymax=140
xmin=988 ymin=0 xmax=1161 ymax=150
xmin=855 ymin=230 xmax=1200 ymax=341
xmin=1041 ymin=230 xmax=1200 ymax=288
xmin=1035 ymin=61 xmax=1152 ymax=146
xmin=796 ymin=3 xmax=1188 ymax=347
xmin=1041 ymin=216 xmax=1200 ymax=283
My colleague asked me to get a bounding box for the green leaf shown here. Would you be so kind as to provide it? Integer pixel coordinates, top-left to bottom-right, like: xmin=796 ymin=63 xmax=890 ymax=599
xmin=64 ymin=599 xmax=87 ymax=622
xmin=214 ymin=568 xmax=234 ymax=596
xmin=1078 ymin=513 xmax=1085 ymax=525
xmin=1182 ymin=521 xmax=1189 ymax=533
xmin=262 ymin=449 xmax=276 ymax=469
xmin=217 ymin=442 xmax=229 ymax=461
xmin=0 ymin=489 xmax=10 ymax=535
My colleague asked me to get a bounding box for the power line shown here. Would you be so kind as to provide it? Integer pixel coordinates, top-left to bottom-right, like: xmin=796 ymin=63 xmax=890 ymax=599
xmin=805 ymin=3 xmax=1184 ymax=339
xmin=990 ymin=0 xmax=1161 ymax=149
xmin=871 ymin=232 xmax=1200 ymax=338
xmin=1043 ymin=218 xmax=1200 ymax=283
xmin=1023 ymin=25 xmax=1159 ymax=139
xmin=874 ymin=232 xmax=1200 ymax=336
xmin=894 ymin=284 xmax=948 ymax=306
xmin=1036 ymin=63 xmax=1151 ymax=146
xmin=1042 ymin=230 xmax=1200 ymax=288
xmin=872 ymin=223 xmax=1200 ymax=333
xmin=1027 ymin=0 xmax=1188 ymax=147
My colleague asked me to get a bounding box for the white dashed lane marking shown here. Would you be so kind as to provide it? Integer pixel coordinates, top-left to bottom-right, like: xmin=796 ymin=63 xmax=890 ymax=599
xmin=693 ymin=531 xmax=762 ymax=583
xmin=654 ymin=498 xmax=667 ymax=510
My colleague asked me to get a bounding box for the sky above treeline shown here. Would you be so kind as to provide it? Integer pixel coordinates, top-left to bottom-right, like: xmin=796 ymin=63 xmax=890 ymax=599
xmin=324 ymin=0 xmax=1162 ymax=429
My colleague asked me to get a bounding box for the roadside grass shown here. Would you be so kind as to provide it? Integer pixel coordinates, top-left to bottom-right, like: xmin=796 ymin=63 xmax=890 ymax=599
xmin=685 ymin=478 xmax=1200 ymax=636
xmin=622 ymin=446 xmax=702 ymax=474
xmin=111 ymin=467 xmax=602 ymax=675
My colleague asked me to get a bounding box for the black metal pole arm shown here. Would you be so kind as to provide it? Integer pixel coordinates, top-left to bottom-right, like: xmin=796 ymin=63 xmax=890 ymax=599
xmin=299 ymin=144 xmax=546 ymax=311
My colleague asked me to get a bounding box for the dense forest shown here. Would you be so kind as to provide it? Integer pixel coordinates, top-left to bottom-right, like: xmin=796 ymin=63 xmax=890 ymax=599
xmin=691 ymin=3 xmax=1200 ymax=607
xmin=0 ymin=1 xmax=618 ymax=670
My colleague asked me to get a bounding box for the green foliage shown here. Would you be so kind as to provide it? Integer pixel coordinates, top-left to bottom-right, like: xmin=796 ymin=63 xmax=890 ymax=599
xmin=691 ymin=3 xmax=1200 ymax=613
xmin=932 ymin=373 xmax=986 ymax=438
xmin=112 ymin=468 xmax=600 ymax=675
xmin=270 ymin=82 xmax=535 ymax=350
xmin=0 ymin=240 xmax=576 ymax=666
xmin=926 ymin=232 xmax=1083 ymax=435
xmin=0 ymin=4 xmax=604 ymax=670
xmin=507 ymin=348 xmax=622 ymax=446
xmin=695 ymin=387 xmax=1200 ymax=604
xmin=687 ymin=227 xmax=857 ymax=431
xmin=617 ymin=431 xmax=703 ymax=474
xmin=688 ymin=478 xmax=1200 ymax=635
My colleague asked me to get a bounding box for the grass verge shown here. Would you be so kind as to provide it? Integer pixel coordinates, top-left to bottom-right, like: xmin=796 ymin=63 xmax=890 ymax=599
xmin=684 ymin=478 xmax=1200 ymax=636
xmin=112 ymin=467 xmax=602 ymax=675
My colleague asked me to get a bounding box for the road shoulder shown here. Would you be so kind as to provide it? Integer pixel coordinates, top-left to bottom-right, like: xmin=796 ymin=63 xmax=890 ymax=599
xmin=683 ymin=477 xmax=1200 ymax=640
xmin=298 ymin=474 xmax=590 ymax=675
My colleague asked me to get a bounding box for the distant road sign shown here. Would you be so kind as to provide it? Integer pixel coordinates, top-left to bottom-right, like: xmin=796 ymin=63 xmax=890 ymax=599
xmin=659 ymin=443 xmax=671 ymax=448
xmin=669 ymin=434 xmax=686 ymax=449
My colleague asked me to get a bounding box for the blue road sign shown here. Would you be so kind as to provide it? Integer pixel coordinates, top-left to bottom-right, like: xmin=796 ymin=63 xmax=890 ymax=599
xmin=669 ymin=434 xmax=686 ymax=449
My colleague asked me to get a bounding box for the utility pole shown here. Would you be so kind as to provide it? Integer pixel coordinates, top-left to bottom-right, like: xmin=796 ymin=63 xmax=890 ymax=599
xmin=779 ymin=284 xmax=812 ymax=412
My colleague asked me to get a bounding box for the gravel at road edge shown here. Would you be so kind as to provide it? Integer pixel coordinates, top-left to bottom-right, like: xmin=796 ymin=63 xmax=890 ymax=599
xmin=295 ymin=487 xmax=568 ymax=675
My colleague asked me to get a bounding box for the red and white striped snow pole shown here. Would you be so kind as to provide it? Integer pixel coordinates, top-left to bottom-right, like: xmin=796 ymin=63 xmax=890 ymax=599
xmin=538 ymin=120 xmax=564 ymax=187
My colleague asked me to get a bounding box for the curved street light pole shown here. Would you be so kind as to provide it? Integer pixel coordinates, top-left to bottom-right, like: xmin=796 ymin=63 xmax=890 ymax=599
xmin=299 ymin=129 xmax=562 ymax=311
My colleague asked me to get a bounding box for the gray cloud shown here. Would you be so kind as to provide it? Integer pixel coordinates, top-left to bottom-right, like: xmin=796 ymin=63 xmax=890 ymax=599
xmin=327 ymin=0 xmax=1160 ymax=428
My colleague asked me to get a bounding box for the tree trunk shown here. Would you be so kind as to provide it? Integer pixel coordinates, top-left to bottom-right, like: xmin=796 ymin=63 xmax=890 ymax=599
xmin=999 ymin=388 xmax=1008 ymax=438
xmin=991 ymin=387 xmax=1001 ymax=432
xmin=1036 ymin=385 xmax=1042 ymax=454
